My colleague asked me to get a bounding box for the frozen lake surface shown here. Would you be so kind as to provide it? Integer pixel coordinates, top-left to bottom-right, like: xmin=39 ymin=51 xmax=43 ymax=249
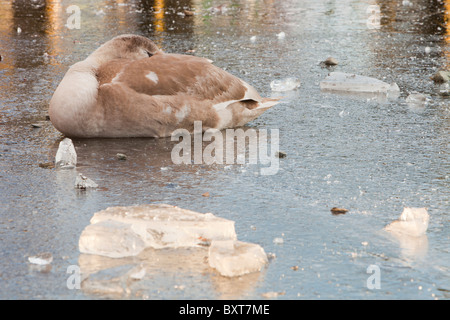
xmin=0 ymin=0 xmax=449 ymax=299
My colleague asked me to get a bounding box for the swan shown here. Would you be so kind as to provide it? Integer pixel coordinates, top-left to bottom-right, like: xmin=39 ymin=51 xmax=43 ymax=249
xmin=49 ymin=34 xmax=280 ymax=138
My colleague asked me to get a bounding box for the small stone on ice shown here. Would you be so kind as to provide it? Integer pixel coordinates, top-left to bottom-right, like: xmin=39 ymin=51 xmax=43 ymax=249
xmin=250 ymin=36 xmax=257 ymax=42
xmin=385 ymin=207 xmax=429 ymax=237
xmin=55 ymin=138 xmax=77 ymax=168
xmin=208 ymin=240 xmax=268 ymax=277
xmin=116 ymin=153 xmax=127 ymax=160
xmin=431 ymin=70 xmax=450 ymax=83
xmin=276 ymin=151 xmax=287 ymax=158
xmin=323 ymin=57 xmax=338 ymax=66
xmin=270 ymin=77 xmax=301 ymax=92
xmin=331 ymin=207 xmax=348 ymax=215
xmin=28 ymin=252 xmax=53 ymax=265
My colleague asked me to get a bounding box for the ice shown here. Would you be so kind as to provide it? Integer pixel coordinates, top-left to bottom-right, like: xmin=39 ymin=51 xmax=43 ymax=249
xmin=28 ymin=252 xmax=53 ymax=265
xmin=276 ymin=31 xmax=286 ymax=39
xmin=75 ymin=174 xmax=98 ymax=189
xmin=270 ymin=77 xmax=301 ymax=92
xmin=385 ymin=207 xmax=429 ymax=237
xmin=208 ymin=240 xmax=268 ymax=277
xmin=320 ymin=72 xmax=400 ymax=94
xmin=273 ymin=237 xmax=284 ymax=244
xmin=55 ymin=138 xmax=77 ymax=168
xmin=79 ymin=204 xmax=237 ymax=257
xmin=405 ymin=92 xmax=428 ymax=110
xmin=79 ymin=220 xmax=146 ymax=258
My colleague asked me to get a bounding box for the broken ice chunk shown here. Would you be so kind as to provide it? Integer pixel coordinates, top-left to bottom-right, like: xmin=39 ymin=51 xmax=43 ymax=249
xmin=385 ymin=207 xmax=429 ymax=237
xmin=270 ymin=77 xmax=301 ymax=92
xmin=55 ymin=138 xmax=77 ymax=168
xmin=28 ymin=252 xmax=53 ymax=265
xmin=79 ymin=220 xmax=146 ymax=258
xmin=75 ymin=173 xmax=98 ymax=189
xmin=208 ymin=240 xmax=268 ymax=277
xmin=405 ymin=92 xmax=428 ymax=110
xmin=79 ymin=204 xmax=237 ymax=257
xmin=320 ymin=72 xmax=400 ymax=94
xmin=276 ymin=31 xmax=286 ymax=39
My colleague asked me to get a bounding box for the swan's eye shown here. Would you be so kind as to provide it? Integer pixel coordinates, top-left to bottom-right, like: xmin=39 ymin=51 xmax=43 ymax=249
xmin=146 ymin=51 xmax=153 ymax=57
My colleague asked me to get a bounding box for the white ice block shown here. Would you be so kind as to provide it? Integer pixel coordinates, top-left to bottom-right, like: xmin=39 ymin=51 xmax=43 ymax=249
xmin=28 ymin=252 xmax=53 ymax=265
xmin=79 ymin=204 xmax=237 ymax=257
xmin=320 ymin=72 xmax=399 ymax=94
xmin=55 ymin=138 xmax=77 ymax=168
xmin=385 ymin=207 xmax=429 ymax=237
xmin=208 ymin=240 xmax=268 ymax=277
xmin=270 ymin=77 xmax=301 ymax=92
xmin=79 ymin=220 xmax=146 ymax=258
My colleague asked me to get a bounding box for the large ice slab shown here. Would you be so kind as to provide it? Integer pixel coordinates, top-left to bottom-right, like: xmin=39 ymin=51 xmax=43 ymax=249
xmin=208 ymin=240 xmax=268 ymax=277
xmin=320 ymin=72 xmax=400 ymax=94
xmin=385 ymin=207 xmax=429 ymax=237
xmin=79 ymin=204 xmax=237 ymax=258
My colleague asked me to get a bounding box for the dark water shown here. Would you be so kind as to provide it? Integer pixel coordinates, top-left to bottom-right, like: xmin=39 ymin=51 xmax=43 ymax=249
xmin=0 ymin=0 xmax=448 ymax=299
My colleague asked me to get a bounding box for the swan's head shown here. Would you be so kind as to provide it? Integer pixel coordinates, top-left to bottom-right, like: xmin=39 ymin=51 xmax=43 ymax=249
xmin=90 ymin=34 xmax=162 ymax=63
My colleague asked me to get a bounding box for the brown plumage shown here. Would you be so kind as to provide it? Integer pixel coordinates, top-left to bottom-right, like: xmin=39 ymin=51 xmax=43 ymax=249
xmin=49 ymin=34 xmax=280 ymax=138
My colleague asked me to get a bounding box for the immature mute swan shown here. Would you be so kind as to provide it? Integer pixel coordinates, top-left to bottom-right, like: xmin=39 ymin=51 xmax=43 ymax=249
xmin=49 ymin=34 xmax=280 ymax=138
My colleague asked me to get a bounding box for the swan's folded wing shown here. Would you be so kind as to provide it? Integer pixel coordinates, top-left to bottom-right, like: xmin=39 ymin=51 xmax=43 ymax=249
xmin=96 ymin=53 xmax=260 ymax=104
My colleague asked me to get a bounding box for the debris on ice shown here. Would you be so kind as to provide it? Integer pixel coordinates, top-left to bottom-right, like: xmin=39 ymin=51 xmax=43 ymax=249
xmin=116 ymin=153 xmax=127 ymax=160
xmin=208 ymin=240 xmax=268 ymax=277
xmin=320 ymin=72 xmax=400 ymax=94
xmin=270 ymin=77 xmax=301 ymax=92
xmin=28 ymin=252 xmax=53 ymax=265
xmin=385 ymin=207 xmax=429 ymax=237
xmin=321 ymin=57 xmax=338 ymax=66
xmin=431 ymin=70 xmax=450 ymax=83
xmin=75 ymin=174 xmax=98 ymax=189
xmin=55 ymin=138 xmax=77 ymax=169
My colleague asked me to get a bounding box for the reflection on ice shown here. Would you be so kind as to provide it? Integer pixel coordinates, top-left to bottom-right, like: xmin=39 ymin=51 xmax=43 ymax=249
xmin=78 ymin=246 xmax=265 ymax=299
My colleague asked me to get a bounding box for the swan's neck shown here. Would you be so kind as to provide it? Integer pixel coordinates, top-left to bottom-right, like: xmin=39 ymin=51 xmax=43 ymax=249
xmin=49 ymin=57 xmax=101 ymax=137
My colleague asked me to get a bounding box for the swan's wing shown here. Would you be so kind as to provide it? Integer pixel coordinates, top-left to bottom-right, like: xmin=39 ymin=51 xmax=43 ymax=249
xmin=96 ymin=53 xmax=262 ymax=104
